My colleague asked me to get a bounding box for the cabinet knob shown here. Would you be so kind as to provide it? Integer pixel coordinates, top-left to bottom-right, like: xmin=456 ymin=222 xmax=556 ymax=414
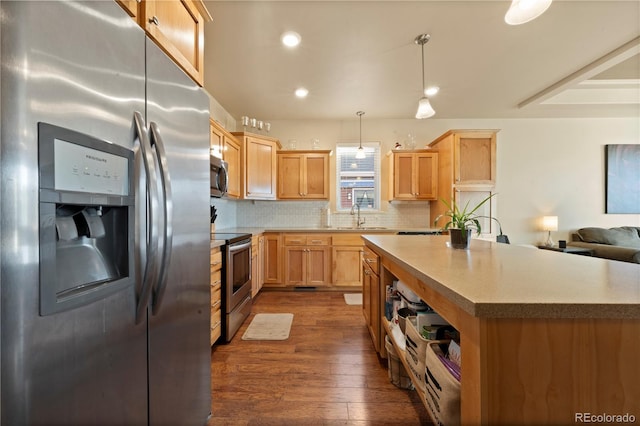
xmin=149 ymin=16 xmax=159 ymax=26
xmin=364 ymin=269 xmax=370 ymax=275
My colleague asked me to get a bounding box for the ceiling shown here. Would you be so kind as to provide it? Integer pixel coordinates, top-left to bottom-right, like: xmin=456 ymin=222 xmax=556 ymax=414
xmin=202 ymin=1 xmax=640 ymax=120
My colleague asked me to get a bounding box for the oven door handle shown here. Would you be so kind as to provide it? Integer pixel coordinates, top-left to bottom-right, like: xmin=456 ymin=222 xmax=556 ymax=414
xmin=150 ymin=121 xmax=173 ymax=316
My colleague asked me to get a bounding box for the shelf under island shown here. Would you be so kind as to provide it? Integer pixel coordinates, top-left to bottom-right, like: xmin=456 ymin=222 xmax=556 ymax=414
xmin=362 ymin=234 xmax=640 ymax=425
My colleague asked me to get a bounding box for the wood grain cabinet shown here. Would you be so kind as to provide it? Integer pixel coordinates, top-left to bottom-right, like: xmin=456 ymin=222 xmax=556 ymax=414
xmin=362 ymin=246 xmax=380 ymax=350
xmin=118 ymin=0 xmax=211 ymax=86
xmin=210 ymin=245 xmax=223 ymax=345
xmin=283 ymin=235 xmax=331 ymax=287
xmin=209 ymin=120 xmax=241 ymax=198
xmin=428 ymin=130 xmax=498 ymax=234
xmin=331 ymin=234 xmax=363 ymax=287
xmin=388 ymin=150 xmax=438 ymax=201
xmin=277 ymin=151 xmax=330 ymax=200
xmin=141 ymin=0 xmax=209 ymax=85
xmin=232 ymin=132 xmax=281 ymax=200
xmin=262 ymin=233 xmax=283 ymax=287
xmin=251 ymin=235 xmax=264 ymax=297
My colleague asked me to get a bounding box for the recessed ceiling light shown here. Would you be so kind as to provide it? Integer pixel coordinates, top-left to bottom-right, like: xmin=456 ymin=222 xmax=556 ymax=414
xmin=295 ymin=88 xmax=309 ymax=98
xmin=425 ymin=86 xmax=439 ymax=96
xmin=281 ymin=31 xmax=301 ymax=48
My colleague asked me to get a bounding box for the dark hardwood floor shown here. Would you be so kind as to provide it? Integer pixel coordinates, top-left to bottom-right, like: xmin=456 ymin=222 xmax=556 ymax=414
xmin=208 ymin=290 xmax=431 ymax=425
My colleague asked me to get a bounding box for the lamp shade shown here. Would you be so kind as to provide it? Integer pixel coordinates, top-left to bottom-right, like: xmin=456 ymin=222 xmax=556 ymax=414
xmin=415 ymin=97 xmax=435 ymax=119
xmin=541 ymin=215 xmax=558 ymax=232
xmin=505 ymin=0 xmax=553 ymax=25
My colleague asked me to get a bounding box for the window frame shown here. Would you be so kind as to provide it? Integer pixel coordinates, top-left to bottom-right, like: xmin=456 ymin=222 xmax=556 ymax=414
xmin=335 ymin=142 xmax=381 ymax=213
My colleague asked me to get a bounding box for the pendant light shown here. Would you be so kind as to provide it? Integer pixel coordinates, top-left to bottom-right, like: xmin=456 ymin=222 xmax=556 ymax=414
xmin=355 ymin=111 xmax=366 ymax=159
xmin=505 ymin=0 xmax=552 ymax=25
xmin=415 ymin=34 xmax=435 ymax=119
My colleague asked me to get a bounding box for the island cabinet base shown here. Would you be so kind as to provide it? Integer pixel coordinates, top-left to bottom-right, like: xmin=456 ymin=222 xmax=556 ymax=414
xmin=374 ymin=248 xmax=640 ymax=425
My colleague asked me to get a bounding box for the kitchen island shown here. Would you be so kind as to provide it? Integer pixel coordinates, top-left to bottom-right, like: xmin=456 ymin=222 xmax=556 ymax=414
xmin=363 ymin=234 xmax=640 ymax=425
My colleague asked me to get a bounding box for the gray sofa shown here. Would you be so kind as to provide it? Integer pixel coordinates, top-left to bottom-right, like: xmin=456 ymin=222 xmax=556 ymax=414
xmin=569 ymin=226 xmax=640 ymax=263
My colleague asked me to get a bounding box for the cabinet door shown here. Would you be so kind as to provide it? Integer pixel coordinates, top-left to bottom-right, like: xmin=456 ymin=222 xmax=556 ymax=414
xmin=143 ymin=0 xmax=205 ymax=85
xmin=415 ymin=152 xmax=438 ymax=200
xmin=257 ymin=236 xmax=264 ymax=293
xmin=245 ymin=137 xmax=277 ymax=199
xmin=277 ymin=154 xmax=304 ymax=199
xmin=454 ymin=131 xmax=496 ymax=185
xmin=307 ymin=247 xmax=330 ymax=287
xmin=369 ymin=271 xmax=380 ymax=351
xmin=456 ymin=189 xmax=495 ymax=237
xmin=304 ymin=154 xmax=329 ymax=199
xmin=332 ymin=246 xmax=363 ymax=287
xmin=284 ymin=247 xmax=307 ymax=286
xmin=223 ymin=136 xmax=241 ymax=199
xmin=116 ymin=0 xmax=139 ymax=18
xmin=393 ymin=153 xmax=416 ymax=199
xmin=263 ymin=233 xmax=283 ymax=286
xmin=251 ymin=237 xmax=259 ymax=297
xmin=209 ymin=119 xmax=223 ymax=159
xmin=362 ymin=263 xmax=371 ymax=323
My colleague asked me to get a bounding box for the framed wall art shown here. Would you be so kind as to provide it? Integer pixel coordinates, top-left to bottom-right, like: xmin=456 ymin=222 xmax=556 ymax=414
xmin=605 ymin=144 xmax=640 ymax=214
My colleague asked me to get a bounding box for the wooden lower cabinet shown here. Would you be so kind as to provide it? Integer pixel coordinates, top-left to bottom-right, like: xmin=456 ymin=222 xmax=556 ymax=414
xmin=210 ymin=246 xmax=223 ymax=345
xmin=263 ymin=233 xmax=283 ymax=287
xmin=362 ymin=246 xmax=380 ymax=350
xmin=283 ymin=235 xmax=331 ymax=287
xmin=332 ymin=246 xmax=363 ymax=287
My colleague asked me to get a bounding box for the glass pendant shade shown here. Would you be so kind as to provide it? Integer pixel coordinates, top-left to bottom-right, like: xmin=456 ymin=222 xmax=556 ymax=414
xmin=355 ymin=146 xmax=366 ymax=159
xmin=415 ymin=97 xmax=435 ymax=119
xmin=505 ymin=0 xmax=552 ymax=25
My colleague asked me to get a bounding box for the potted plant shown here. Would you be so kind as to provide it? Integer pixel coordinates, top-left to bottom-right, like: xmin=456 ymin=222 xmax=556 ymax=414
xmin=434 ymin=194 xmax=496 ymax=249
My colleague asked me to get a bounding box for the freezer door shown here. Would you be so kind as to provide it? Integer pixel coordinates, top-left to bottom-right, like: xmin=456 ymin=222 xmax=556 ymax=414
xmin=145 ymin=39 xmax=212 ymax=425
xmin=1 ymin=2 xmax=147 ymax=425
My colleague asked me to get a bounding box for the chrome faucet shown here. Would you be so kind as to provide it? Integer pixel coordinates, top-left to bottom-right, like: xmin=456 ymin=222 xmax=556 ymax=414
xmin=350 ymin=203 xmax=366 ymax=228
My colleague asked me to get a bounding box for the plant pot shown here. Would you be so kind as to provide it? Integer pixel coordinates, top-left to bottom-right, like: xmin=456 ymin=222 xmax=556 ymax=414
xmin=449 ymin=228 xmax=471 ymax=249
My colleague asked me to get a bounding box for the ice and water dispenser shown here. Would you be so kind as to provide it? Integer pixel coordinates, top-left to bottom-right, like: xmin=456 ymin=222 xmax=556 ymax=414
xmin=38 ymin=123 xmax=135 ymax=315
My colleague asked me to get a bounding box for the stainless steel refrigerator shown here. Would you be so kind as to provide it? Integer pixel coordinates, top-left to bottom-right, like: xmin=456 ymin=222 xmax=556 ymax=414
xmin=0 ymin=1 xmax=211 ymax=424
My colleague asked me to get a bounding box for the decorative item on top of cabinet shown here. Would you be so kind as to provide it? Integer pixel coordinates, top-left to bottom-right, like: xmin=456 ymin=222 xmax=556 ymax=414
xmin=277 ymin=150 xmax=331 ymax=200
xmin=231 ymin=132 xmax=282 ymax=200
xmin=388 ymin=149 xmax=438 ymax=201
xmin=138 ymin=0 xmax=211 ymax=86
xmin=428 ymin=130 xmax=499 ymax=234
xmin=210 ymin=246 xmax=223 ymax=345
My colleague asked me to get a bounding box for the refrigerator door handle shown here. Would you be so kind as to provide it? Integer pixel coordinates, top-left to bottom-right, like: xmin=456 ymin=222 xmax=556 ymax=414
xmin=134 ymin=111 xmax=160 ymax=324
xmin=149 ymin=121 xmax=174 ymax=315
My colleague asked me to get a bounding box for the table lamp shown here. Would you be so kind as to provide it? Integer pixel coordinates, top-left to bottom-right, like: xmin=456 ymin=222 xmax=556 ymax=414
xmin=542 ymin=216 xmax=558 ymax=247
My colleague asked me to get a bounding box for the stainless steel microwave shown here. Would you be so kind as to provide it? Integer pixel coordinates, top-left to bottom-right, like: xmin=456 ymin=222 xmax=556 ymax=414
xmin=210 ymin=155 xmax=228 ymax=197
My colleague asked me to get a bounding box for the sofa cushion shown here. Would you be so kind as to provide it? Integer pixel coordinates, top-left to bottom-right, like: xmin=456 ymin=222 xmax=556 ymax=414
xmin=577 ymin=227 xmax=640 ymax=249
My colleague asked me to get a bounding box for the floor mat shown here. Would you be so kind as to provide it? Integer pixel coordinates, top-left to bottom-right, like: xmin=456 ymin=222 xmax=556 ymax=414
xmin=241 ymin=313 xmax=294 ymax=340
xmin=344 ymin=293 xmax=363 ymax=305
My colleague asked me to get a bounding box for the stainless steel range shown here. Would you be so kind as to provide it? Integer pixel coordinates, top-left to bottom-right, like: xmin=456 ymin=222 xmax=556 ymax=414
xmin=212 ymin=233 xmax=253 ymax=342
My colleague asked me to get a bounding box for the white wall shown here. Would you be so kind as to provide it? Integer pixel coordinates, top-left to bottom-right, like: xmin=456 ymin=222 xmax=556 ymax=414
xmin=264 ymin=117 xmax=640 ymax=245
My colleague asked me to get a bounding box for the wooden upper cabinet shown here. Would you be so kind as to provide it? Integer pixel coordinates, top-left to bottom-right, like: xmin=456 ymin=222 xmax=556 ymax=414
xmin=223 ymin=136 xmax=241 ymax=199
xmin=209 ymin=119 xmax=241 ymax=198
xmin=116 ymin=0 xmax=140 ymax=18
xmin=388 ymin=150 xmax=438 ymax=201
xmin=428 ymin=129 xmax=499 ymax=228
xmin=454 ymin=131 xmax=497 ymax=185
xmin=139 ymin=0 xmax=211 ymax=86
xmin=232 ymin=132 xmax=281 ymax=200
xmin=209 ymin=119 xmax=223 ymax=159
xmin=277 ymin=151 xmax=330 ymax=200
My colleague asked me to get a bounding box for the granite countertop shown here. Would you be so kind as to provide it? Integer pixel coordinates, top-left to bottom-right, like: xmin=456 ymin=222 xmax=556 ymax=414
xmin=363 ymin=234 xmax=640 ymax=319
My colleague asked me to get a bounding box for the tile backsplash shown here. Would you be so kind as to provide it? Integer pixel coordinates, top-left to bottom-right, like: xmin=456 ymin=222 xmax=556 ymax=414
xmin=210 ymin=198 xmax=432 ymax=230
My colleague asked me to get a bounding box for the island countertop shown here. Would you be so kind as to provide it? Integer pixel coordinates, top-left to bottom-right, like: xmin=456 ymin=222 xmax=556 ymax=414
xmin=363 ymin=234 xmax=640 ymax=319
